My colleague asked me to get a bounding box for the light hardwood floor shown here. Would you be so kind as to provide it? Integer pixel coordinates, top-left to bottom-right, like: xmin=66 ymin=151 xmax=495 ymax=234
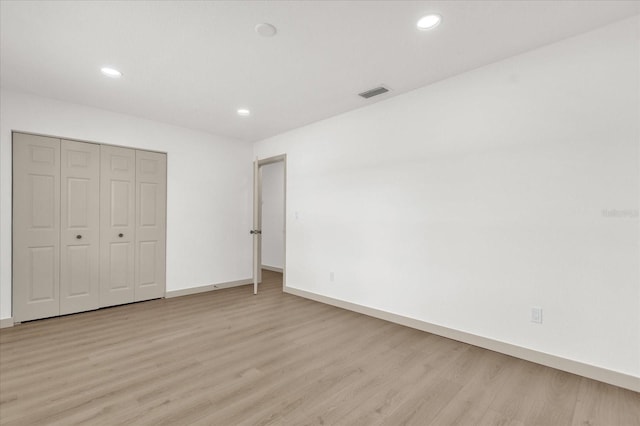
xmin=1 ymin=270 xmax=638 ymax=425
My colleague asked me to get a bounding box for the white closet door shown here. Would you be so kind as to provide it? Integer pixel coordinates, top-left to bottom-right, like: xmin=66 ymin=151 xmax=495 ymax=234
xmin=60 ymin=140 xmax=100 ymax=315
xmin=134 ymin=150 xmax=167 ymax=301
xmin=12 ymin=133 xmax=61 ymax=322
xmin=100 ymin=145 xmax=136 ymax=307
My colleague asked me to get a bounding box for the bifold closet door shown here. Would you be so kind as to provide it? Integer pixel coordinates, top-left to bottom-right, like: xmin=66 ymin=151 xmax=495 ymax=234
xmin=100 ymin=145 xmax=136 ymax=307
xmin=135 ymin=150 xmax=167 ymax=302
xmin=12 ymin=133 xmax=61 ymax=322
xmin=60 ymin=140 xmax=100 ymax=315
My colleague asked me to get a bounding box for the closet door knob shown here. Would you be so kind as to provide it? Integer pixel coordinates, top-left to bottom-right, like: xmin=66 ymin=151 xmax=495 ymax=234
xmin=76 ymin=235 xmax=82 ymax=239
xmin=118 ymin=233 xmax=124 ymax=238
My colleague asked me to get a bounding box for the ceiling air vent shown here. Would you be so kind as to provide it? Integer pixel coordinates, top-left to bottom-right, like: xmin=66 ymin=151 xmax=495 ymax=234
xmin=358 ymin=86 xmax=390 ymax=99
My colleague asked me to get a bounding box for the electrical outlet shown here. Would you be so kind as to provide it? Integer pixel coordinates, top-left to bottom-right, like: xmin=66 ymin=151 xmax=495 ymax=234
xmin=531 ymin=307 xmax=543 ymax=324
xmin=329 ymin=272 xmax=334 ymax=282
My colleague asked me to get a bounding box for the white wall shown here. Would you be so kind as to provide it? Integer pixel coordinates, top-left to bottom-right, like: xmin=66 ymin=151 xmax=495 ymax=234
xmin=261 ymin=161 xmax=285 ymax=270
xmin=0 ymin=89 xmax=254 ymax=320
xmin=255 ymin=17 xmax=640 ymax=378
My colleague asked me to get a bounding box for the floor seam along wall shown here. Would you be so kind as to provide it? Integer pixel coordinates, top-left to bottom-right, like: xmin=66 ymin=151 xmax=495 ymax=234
xmin=284 ymin=286 xmax=640 ymax=393
xmin=3 ymin=279 xmax=636 ymax=391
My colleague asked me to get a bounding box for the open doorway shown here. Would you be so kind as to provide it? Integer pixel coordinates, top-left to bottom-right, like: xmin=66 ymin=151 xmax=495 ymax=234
xmin=252 ymin=155 xmax=286 ymax=294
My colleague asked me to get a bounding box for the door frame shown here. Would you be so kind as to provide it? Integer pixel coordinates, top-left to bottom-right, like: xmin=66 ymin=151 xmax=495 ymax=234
xmin=253 ymin=154 xmax=286 ymax=294
xmin=11 ymin=130 xmax=168 ymax=323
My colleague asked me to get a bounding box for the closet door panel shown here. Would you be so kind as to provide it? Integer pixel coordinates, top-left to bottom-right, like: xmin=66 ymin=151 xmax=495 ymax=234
xmin=135 ymin=150 xmax=166 ymax=301
xmin=100 ymin=145 xmax=136 ymax=307
xmin=13 ymin=133 xmax=61 ymax=322
xmin=60 ymin=140 xmax=100 ymax=315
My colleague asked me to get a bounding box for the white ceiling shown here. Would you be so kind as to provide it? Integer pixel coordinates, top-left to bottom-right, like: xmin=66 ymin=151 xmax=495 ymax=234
xmin=1 ymin=1 xmax=638 ymax=142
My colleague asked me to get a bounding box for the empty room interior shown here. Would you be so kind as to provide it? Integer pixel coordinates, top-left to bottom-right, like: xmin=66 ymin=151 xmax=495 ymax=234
xmin=0 ymin=1 xmax=639 ymax=425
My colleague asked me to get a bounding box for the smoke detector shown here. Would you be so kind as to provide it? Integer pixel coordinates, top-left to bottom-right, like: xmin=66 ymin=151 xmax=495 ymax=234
xmin=255 ymin=23 xmax=277 ymax=37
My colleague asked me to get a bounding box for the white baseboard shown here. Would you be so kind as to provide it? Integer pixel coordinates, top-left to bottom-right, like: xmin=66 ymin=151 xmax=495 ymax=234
xmin=166 ymin=278 xmax=253 ymax=298
xmin=0 ymin=317 xmax=14 ymax=329
xmin=261 ymin=265 xmax=283 ymax=273
xmin=284 ymin=286 xmax=640 ymax=393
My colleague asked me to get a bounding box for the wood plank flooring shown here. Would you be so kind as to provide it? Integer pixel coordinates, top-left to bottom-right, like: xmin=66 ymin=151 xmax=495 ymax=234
xmin=1 ymin=270 xmax=638 ymax=425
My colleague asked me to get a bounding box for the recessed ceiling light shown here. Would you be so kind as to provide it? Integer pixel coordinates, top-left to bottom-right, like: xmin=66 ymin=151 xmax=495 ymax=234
xmin=100 ymin=67 xmax=122 ymax=78
xmin=255 ymin=23 xmax=277 ymax=37
xmin=417 ymin=14 xmax=442 ymax=31
xmin=237 ymin=108 xmax=251 ymax=116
